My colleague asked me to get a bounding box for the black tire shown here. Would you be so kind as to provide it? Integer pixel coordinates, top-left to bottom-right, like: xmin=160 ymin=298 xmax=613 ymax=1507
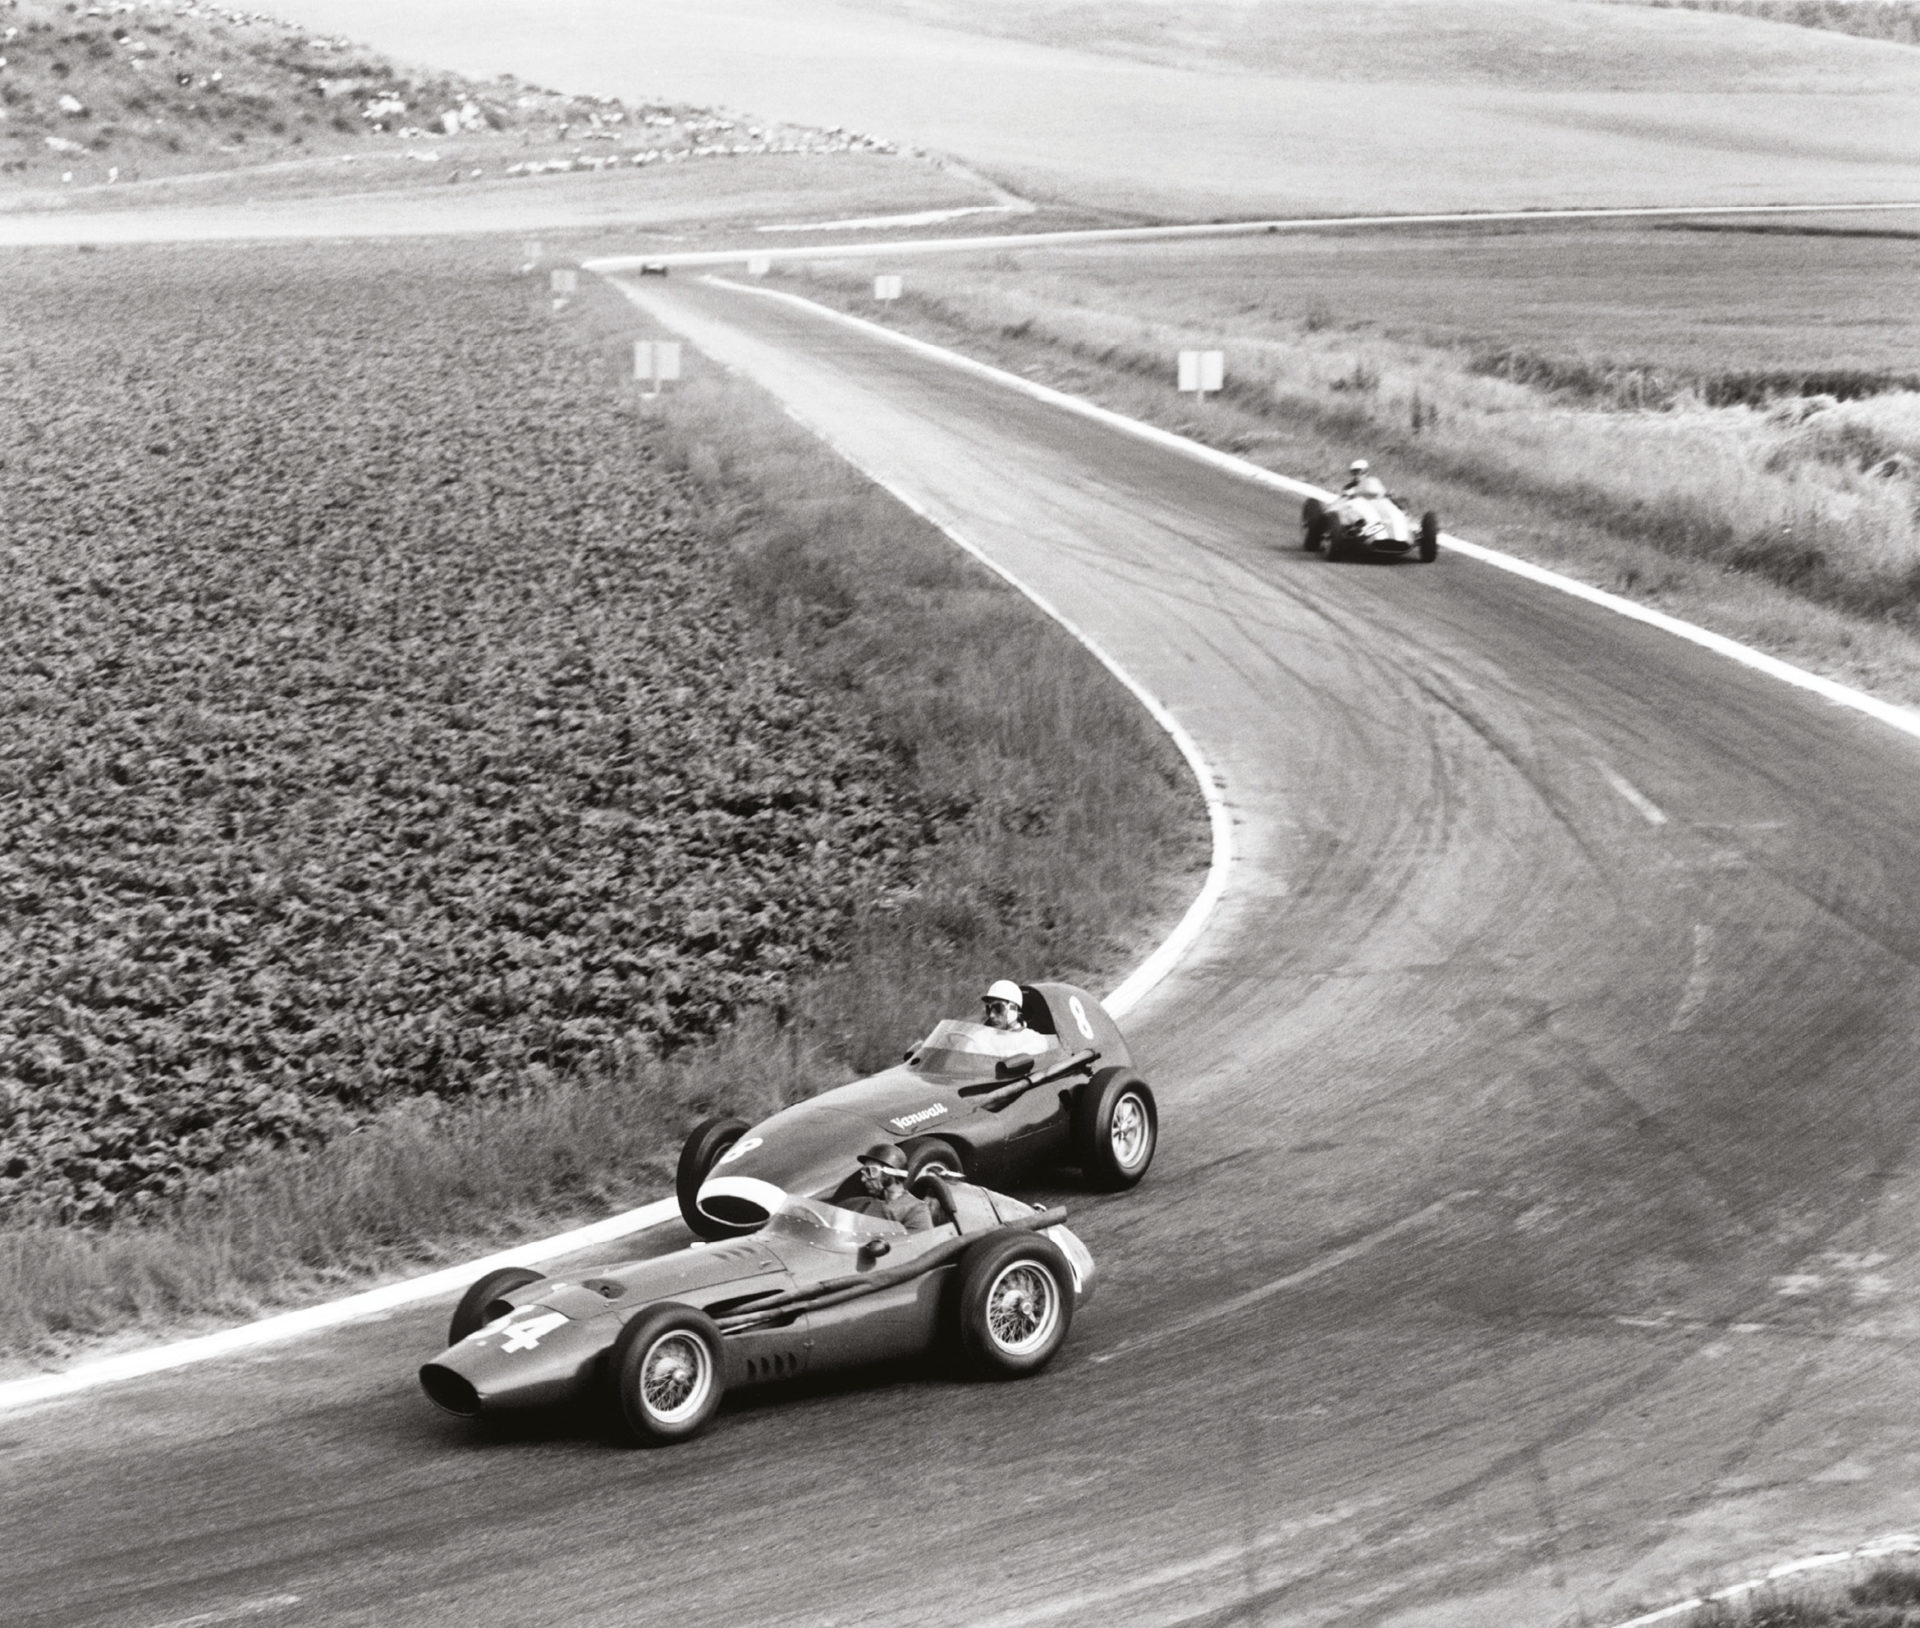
xmin=1417 ymin=511 xmax=1440 ymax=563
xmin=1301 ymin=496 xmax=1326 ymax=551
xmin=901 ymin=1136 xmax=965 ymax=1182
xmin=610 ymin=1303 xmax=727 ymax=1445
xmin=1071 ymin=1067 xmax=1158 ymax=1190
xmin=676 ymin=1115 xmax=751 ymax=1240
xmin=447 ymin=1266 xmax=546 ymax=1347
xmin=954 ymin=1231 xmax=1075 ymax=1378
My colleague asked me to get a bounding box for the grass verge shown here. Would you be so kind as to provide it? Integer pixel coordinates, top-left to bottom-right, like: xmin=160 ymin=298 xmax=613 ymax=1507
xmin=0 ymin=245 xmax=1204 ymax=1368
xmin=1644 ymin=1561 xmax=1920 ymax=1626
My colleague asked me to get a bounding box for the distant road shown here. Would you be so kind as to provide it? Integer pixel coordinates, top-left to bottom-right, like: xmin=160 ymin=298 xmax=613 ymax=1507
xmin=9 ymin=267 xmax=1920 ymax=1628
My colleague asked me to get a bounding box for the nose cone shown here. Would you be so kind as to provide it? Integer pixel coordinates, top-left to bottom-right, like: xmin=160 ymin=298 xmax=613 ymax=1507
xmin=698 ymin=1100 xmax=876 ymax=1227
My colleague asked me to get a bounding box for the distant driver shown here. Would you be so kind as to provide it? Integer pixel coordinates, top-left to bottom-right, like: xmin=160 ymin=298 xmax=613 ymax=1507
xmin=1342 ymin=459 xmax=1387 ymax=500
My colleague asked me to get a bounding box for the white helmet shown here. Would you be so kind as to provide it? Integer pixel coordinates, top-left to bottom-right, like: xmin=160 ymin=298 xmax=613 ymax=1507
xmin=1349 ymin=459 xmax=1369 ymax=474
xmin=983 ymin=979 xmax=1023 ymax=1006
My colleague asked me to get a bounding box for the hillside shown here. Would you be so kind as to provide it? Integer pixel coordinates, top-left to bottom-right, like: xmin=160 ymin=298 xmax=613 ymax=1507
xmin=0 ymin=0 xmax=891 ymax=192
xmin=263 ymin=0 xmax=1920 ymax=217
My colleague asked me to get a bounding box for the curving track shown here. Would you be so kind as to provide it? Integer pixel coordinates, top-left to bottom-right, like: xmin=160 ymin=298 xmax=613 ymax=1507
xmin=9 ymin=278 xmax=1920 ymax=1628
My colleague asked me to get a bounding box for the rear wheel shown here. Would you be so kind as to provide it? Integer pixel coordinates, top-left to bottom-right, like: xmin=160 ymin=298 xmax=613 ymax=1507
xmin=1418 ymin=511 xmax=1440 ymax=563
xmin=676 ymin=1116 xmax=750 ymax=1240
xmin=902 ymin=1136 xmax=964 ymax=1182
xmin=611 ymin=1304 xmax=727 ymax=1444
xmin=954 ymin=1232 xmax=1074 ymax=1378
xmin=1072 ymin=1068 xmax=1158 ymax=1190
xmin=1301 ymin=497 xmax=1326 ymax=552
xmin=447 ymin=1266 xmax=546 ymax=1347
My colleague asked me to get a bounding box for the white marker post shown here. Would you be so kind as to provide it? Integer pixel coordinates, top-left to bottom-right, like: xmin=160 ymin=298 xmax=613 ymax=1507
xmin=874 ymin=274 xmax=903 ymax=301
xmin=521 ymin=239 xmax=544 ymax=273
xmin=1178 ymin=349 xmax=1224 ymax=396
xmin=746 ymin=255 xmax=772 ymax=277
xmin=550 ymin=267 xmax=578 ymax=311
xmin=633 ymin=339 xmax=683 ymax=397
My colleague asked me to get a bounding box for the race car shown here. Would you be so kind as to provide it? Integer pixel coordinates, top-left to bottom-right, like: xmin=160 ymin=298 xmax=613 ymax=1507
xmin=676 ymin=982 xmax=1157 ymax=1240
xmin=1301 ymin=481 xmax=1439 ymax=563
xmin=419 ymin=1176 xmax=1095 ymax=1444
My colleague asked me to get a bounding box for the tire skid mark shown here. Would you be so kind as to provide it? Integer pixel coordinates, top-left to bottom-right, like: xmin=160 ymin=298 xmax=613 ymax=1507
xmin=1089 ymin=1191 xmax=1478 ymax=1364
xmin=141 ymin=1595 xmax=302 ymax=1628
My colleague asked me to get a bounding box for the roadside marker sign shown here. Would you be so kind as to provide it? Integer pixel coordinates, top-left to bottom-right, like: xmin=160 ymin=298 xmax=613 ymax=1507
xmin=747 ymin=255 xmax=772 ymax=277
xmin=634 ymin=339 xmax=683 ymax=396
xmin=874 ymin=274 xmax=903 ymax=301
xmin=1178 ymin=349 xmax=1224 ymax=394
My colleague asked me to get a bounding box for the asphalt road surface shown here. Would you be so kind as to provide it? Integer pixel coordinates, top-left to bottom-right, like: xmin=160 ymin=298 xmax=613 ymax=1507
xmin=9 ymin=277 xmax=1920 ymax=1628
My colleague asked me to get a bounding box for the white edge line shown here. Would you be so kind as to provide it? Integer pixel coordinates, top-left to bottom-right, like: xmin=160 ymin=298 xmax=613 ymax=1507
xmin=692 ymin=275 xmax=1920 ymax=750
xmin=0 ymin=1198 xmax=675 ymax=1412
xmin=1606 ymin=1535 xmax=1920 ymax=1628
xmin=611 ymin=275 xmax=1233 ymax=1023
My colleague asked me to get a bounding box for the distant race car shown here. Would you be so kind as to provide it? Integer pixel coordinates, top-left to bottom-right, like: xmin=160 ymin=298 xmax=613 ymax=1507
xmin=675 ymin=982 xmax=1158 ymax=1240
xmin=1302 ymin=484 xmax=1439 ymax=564
xmin=419 ymin=1176 xmax=1095 ymax=1443
xmin=637 ymin=260 xmax=671 ymax=276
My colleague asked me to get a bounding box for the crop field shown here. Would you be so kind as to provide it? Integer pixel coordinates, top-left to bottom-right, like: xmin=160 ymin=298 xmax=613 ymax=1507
xmin=987 ymin=222 xmax=1920 ymax=386
xmin=0 ymin=237 xmax=1202 ymax=1357
xmin=778 ymin=218 xmax=1920 ymax=700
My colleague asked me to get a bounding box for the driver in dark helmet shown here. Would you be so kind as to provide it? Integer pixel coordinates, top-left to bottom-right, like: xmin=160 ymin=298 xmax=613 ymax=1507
xmin=841 ymin=1143 xmax=938 ymax=1232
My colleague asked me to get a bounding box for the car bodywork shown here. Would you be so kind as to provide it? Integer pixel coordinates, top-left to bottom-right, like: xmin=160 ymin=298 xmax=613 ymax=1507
xmin=419 ymin=1180 xmax=1096 ymax=1428
xmin=1302 ymin=488 xmax=1439 ymax=563
xmin=686 ymin=982 xmax=1154 ymax=1236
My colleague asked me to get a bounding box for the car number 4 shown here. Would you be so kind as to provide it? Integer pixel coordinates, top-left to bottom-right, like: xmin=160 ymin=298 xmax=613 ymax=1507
xmin=498 ymin=1312 xmax=568 ymax=1353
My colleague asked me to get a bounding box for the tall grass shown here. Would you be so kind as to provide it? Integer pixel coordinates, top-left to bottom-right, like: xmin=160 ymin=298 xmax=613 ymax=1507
xmin=0 ymin=271 xmax=1203 ymax=1366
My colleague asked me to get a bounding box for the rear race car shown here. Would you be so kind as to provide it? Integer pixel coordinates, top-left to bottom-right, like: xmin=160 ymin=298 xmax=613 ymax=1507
xmin=674 ymin=981 xmax=1158 ymax=1239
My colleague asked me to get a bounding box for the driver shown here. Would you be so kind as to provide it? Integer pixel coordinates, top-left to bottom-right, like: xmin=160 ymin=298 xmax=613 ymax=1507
xmin=980 ymin=979 xmax=1049 ymax=1058
xmin=841 ymin=1143 xmax=938 ymax=1232
xmin=1342 ymin=459 xmax=1388 ymax=501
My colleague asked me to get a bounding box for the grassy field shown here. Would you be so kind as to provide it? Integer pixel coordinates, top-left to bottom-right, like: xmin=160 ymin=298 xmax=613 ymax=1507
xmin=0 ymin=238 xmax=1203 ymax=1365
xmin=775 ymin=218 xmax=1920 ymax=702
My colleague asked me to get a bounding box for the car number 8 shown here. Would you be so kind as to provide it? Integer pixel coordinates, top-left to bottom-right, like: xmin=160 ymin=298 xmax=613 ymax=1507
xmin=1067 ymin=996 xmax=1095 ymax=1040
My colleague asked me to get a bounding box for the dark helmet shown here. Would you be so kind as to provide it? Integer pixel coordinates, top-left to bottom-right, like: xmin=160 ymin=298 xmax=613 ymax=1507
xmin=858 ymin=1143 xmax=909 ymax=1175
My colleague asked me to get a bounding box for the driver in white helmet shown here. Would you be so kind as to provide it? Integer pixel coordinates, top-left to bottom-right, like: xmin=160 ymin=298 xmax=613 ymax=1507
xmin=977 ymin=979 xmax=1049 ymax=1058
xmin=1342 ymin=458 xmax=1388 ymax=500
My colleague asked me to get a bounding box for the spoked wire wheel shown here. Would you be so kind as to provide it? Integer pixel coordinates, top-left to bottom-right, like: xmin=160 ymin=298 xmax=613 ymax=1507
xmin=985 ymin=1259 xmax=1062 ymax=1359
xmin=639 ymin=1329 xmax=713 ymax=1427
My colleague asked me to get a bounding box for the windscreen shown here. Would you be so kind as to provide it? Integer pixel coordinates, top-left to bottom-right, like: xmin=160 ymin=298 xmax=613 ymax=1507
xmin=910 ymin=1018 xmax=1053 ymax=1077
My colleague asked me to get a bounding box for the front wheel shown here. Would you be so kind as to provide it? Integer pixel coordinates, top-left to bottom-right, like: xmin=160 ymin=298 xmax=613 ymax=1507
xmin=676 ymin=1115 xmax=751 ymax=1240
xmin=447 ymin=1266 xmax=546 ymax=1347
xmin=611 ymin=1303 xmax=728 ymax=1444
xmin=1417 ymin=511 xmax=1439 ymax=563
xmin=1072 ymin=1068 xmax=1158 ymax=1190
xmin=1301 ymin=497 xmax=1326 ymax=552
xmin=954 ymin=1231 xmax=1074 ymax=1378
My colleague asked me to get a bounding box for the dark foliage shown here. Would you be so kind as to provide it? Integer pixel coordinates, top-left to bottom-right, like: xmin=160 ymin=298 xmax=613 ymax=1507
xmin=0 ymin=243 xmax=929 ymax=1222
